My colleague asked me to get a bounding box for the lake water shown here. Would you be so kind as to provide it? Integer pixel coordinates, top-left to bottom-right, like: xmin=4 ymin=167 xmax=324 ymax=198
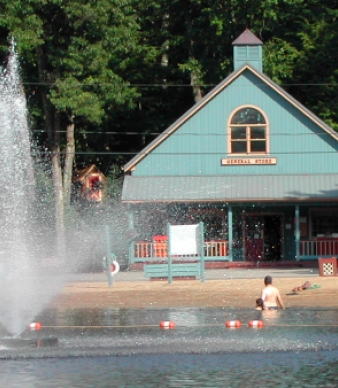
xmin=1 ymin=350 xmax=338 ymax=387
xmin=1 ymin=307 xmax=338 ymax=387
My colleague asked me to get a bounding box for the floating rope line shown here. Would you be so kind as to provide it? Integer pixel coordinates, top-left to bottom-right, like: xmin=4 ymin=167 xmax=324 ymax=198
xmin=41 ymin=323 xmax=338 ymax=329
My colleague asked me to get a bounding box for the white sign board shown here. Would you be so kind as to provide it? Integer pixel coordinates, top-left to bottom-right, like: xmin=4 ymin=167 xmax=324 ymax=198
xmin=169 ymin=224 xmax=200 ymax=255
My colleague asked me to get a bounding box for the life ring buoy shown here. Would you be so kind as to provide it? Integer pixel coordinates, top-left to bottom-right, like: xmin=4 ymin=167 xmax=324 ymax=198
xmin=110 ymin=260 xmax=120 ymax=276
xmin=102 ymin=255 xmax=120 ymax=277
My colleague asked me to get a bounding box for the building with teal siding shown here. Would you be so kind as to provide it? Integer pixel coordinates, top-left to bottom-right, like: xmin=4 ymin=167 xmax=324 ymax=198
xmin=121 ymin=29 xmax=338 ymax=266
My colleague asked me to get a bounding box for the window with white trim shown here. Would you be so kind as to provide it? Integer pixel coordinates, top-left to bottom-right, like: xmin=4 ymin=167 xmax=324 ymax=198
xmin=229 ymin=107 xmax=268 ymax=154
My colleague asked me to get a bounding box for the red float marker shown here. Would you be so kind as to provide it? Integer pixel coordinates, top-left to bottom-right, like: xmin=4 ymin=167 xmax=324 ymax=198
xmin=225 ymin=320 xmax=241 ymax=328
xmin=248 ymin=320 xmax=264 ymax=328
xmin=159 ymin=321 xmax=176 ymax=329
xmin=29 ymin=322 xmax=42 ymax=330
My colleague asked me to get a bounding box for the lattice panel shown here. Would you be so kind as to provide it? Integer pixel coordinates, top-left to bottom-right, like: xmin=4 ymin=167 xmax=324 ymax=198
xmin=322 ymin=262 xmax=335 ymax=276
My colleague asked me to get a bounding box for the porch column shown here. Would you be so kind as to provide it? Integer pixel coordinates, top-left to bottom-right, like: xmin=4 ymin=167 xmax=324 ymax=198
xmin=295 ymin=205 xmax=300 ymax=261
xmin=228 ymin=205 xmax=233 ymax=262
xmin=127 ymin=207 xmax=134 ymax=229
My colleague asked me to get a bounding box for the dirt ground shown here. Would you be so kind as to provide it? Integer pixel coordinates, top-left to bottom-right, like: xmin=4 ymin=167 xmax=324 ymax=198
xmin=49 ymin=276 xmax=338 ymax=310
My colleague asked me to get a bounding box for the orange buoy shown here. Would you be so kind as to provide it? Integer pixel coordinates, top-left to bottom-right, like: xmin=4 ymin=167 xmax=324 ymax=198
xmin=159 ymin=321 xmax=176 ymax=329
xmin=29 ymin=322 xmax=42 ymax=330
xmin=225 ymin=320 xmax=241 ymax=328
xmin=248 ymin=320 xmax=264 ymax=328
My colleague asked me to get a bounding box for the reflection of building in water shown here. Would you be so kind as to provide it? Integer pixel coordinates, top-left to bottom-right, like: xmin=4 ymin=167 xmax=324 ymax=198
xmin=122 ymin=28 xmax=338 ymax=266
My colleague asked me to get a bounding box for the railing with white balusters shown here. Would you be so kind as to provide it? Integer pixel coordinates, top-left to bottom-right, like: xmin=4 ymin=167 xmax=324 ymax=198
xmin=300 ymin=239 xmax=338 ymax=258
xmin=131 ymin=240 xmax=229 ymax=263
xmin=133 ymin=239 xmax=338 ymax=262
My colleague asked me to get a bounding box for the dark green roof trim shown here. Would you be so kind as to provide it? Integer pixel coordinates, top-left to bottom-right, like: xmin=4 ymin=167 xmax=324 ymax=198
xmin=121 ymin=174 xmax=338 ymax=203
xmin=123 ymin=64 xmax=338 ymax=173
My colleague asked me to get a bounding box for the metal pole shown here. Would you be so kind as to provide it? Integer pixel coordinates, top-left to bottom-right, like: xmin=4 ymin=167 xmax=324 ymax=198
xmin=200 ymin=222 xmax=205 ymax=282
xmin=105 ymin=225 xmax=113 ymax=286
xmin=167 ymin=223 xmax=172 ymax=284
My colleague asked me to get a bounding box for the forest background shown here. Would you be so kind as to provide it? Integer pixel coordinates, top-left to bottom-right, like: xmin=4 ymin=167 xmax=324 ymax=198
xmin=0 ymin=0 xmax=337 ymax=267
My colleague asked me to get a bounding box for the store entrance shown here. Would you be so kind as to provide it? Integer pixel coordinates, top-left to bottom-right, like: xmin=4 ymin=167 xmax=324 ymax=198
xmin=245 ymin=214 xmax=282 ymax=261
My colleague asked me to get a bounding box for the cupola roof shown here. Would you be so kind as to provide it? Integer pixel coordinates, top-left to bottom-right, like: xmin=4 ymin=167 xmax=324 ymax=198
xmin=232 ymin=28 xmax=263 ymax=46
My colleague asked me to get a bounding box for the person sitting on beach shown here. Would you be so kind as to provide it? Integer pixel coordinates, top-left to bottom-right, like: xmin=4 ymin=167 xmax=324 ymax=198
xmin=255 ymin=298 xmax=264 ymax=310
xmin=292 ymin=281 xmax=311 ymax=293
xmin=261 ymin=275 xmax=285 ymax=310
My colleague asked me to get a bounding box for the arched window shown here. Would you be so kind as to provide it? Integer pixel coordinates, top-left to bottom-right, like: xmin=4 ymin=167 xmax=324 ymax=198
xmin=229 ymin=107 xmax=269 ymax=155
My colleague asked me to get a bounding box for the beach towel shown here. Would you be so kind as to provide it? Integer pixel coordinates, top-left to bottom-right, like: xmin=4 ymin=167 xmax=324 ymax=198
xmin=308 ymin=284 xmax=321 ymax=289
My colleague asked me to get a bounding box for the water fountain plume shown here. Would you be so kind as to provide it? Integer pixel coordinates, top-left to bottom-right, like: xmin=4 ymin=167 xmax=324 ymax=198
xmin=0 ymin=41 xmax=68 ymax=336
xmin=0 ymin=41 xmax=130 ymax=337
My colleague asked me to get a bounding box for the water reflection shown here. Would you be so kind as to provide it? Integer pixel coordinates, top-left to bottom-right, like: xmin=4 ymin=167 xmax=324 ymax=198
xmin=1 ymin=351 xmax=338 ymax=387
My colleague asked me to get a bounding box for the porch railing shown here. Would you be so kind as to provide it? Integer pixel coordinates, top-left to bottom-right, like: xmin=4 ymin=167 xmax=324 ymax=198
xmin=132 ymin=240 xmax=229 ymax=263
xmin=300 ymin=239 xmax=338 ymax=257
xmin=133 ymin=239 xmax=338 ymax=262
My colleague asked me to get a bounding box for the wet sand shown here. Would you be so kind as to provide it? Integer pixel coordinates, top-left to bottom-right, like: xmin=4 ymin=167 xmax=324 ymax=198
xmin=50 ymin=276 xmax=338 ymax=310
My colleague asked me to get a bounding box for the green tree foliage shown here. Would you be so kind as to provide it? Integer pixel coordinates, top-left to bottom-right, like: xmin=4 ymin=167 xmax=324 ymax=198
xmin=2 ymin=0 xmax=338 ymax=191
xmin=0 ymin=0 xmax=145 ymax=249
xmin=0 ymin=0 xmax=142 ymax=213
xmin=289 ymin=2 xmax=338 ymax=130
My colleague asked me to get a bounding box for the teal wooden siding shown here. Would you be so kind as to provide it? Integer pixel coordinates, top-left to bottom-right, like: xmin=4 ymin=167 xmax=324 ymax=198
xmin=132 ymin=69 xmax=338 ymax=177
xmin=233 ymin=46 xmax=262 ymax=72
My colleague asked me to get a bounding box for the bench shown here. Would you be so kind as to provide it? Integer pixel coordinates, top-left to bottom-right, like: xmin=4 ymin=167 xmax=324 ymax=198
xmin=144 ymin=263 xmax=201 ymax=280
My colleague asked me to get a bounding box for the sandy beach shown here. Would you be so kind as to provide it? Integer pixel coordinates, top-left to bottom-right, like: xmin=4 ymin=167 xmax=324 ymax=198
xmin=50 ymin=274 xmax=338 ymax=310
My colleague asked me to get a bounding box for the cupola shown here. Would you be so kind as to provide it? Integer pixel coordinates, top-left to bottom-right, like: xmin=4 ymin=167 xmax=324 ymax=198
xmin=232 ymin=29 xmax=263 ymax=72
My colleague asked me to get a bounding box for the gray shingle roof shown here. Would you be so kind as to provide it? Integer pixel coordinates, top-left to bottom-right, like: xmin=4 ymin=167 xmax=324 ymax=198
xmin=121 ymin=174 xmax=338 ymax=203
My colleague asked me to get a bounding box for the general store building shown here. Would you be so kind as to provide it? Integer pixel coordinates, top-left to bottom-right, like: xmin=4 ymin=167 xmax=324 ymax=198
xmin=121 ymin=29 xmax=338 ymax=267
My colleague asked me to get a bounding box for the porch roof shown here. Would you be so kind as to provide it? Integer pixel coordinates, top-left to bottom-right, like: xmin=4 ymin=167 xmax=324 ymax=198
xmin=121 ymin=174 xmax=338 ymax=203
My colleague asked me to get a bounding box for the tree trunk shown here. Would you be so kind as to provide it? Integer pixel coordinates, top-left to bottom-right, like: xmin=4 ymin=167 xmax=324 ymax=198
xmin=191 ymin=69 xmax=203 ymax=103
xmin=36 ymin=46 xmax=65 ymax=256
xmin=36 ymin=47 xmax=54 ymax=148
xmin=184 ymin=9 xmax=203 ymax=103
xmin=52 ymin=110 xmax=65 ymax=240
xmin=161 ymin=12 xmax=170 ymax=89
xmin=63 ymin=113 xmax=75 ymax=204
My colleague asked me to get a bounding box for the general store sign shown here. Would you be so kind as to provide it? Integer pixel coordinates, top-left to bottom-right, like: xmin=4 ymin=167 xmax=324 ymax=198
xmin=221 ymin=157 xmax=277 ymax=165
